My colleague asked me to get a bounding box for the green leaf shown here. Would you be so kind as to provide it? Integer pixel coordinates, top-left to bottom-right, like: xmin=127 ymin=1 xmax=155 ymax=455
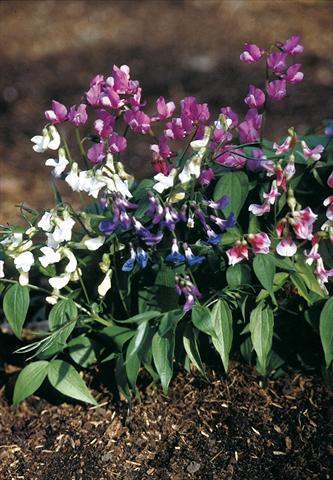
xmin=249 ymin=304 xmax=274 ymax=375
xmin=115 ymin=353 xmax=130 ymax=400
xmin=48 ymin=298 xmax=78 ymax=331
xmin=115 ymin=310 xmax=161 ymax=324
xmin=213 ymin=171 xmax=249 ymax=219
xmin=125 ymin=335 xmax=141 ymax=387
xmin=210 ymin=299 xmax=233 ymax=371
xmin=13 ymin=361 xmax=49 ymax=405
xmin=295 ymin=260 xmax=327 ymax=297
xmin=3 ymin=284 xmax=30 ymax=338
xmin=102 ymin=325 xmax=135 ymax=350
xmin=158 ymin=309 xmax=183 ymax=336
xmin=48 ymin=360 xmax=97 ymax=405
xmin=219 ymin=227 xmax=242 ymax=246
xmin=152 ymin=329 xmax=175 ymax=394
xmin=320 ymin=297 xmax=333 ymax=368
xmin=253 ymin=254 xmax=276 ymax=302
xmin=191 ymin=305 xmax=214 ymax=336
xmin=226 ymin=264 xmax=251 ymax=288
xmin=290 ymin=273 xmax=313 ymax=305
xmin=68 ymin=336 xmax=97 ymax=368
xmin=183 ymin=324 xmax=205 ymax=375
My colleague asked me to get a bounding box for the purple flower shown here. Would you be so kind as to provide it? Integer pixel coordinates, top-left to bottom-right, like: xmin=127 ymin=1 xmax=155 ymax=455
xmin=238 ymin=121 xmax=260 ymax=143
xmin=204 ymin=228 xmax=222 ymax=245
xmin=206 ymin=195 xmax=229 ymax=210
xmin=109 ymin=132 xmax=127 ymax=153
xmin=122 ymin=247 xmax=136 ymax=272
xmin=247 ymin=148 xmax=267 ymax=172
xmin=153 ymin=96 xmax=176 ymax=120
xmin=165 ymin=239 xmax=185 ymax=263
xmin=163 ymin=206 xmax=179 ymax=231
xmin=198 ymin=168 xmax=214 ymax=187
xmin=136 ymin=247 xmax=148 ymax=269
xmin=164 ymin=117 xmax=186 ymax=140
xmin=86 ymin=83 xmax=102 ymax=106
xmin=183 ymin=243 xmax=205 ymax=266
xmin=240 ymin=43 xmax=263 ymax=63
xmin=111 ymin=65 xmax=130 ymax=94
xmin=266 ymin=80 xmax=287 ymax=101
xmin=122 ymin=246 xmax=148 ymax=272
xmin=245 ymin=108 xmax=262 ymax=129
xmin=87 ymin=143 xmax=105 ymax=164
xmin=68 ymin=104 xmax=88 ymax=127
xmin=101 ymin=86 xmax=124 ymax=109
xmin=244 ymin=85 xmax=265 ymax=108
xmin=141 ymin=231 xmax=163 ymax=246
xmin=178 ymin=275 xmax=202 ymax=312
xmin=120 ymin=211 xmax=132 ymax=230
xmin=283 ymin=64 xmax=304 ymax=84
xmin=220 ymin=106 xmax=239 ymax=128
xmin=45 ymin=100 xmax=68 ymax=124
xmin=215 ymin=146 xmax=247 ymax=169
xmin=210 ymin=213 xmax=235 ymax=231
xmin=180 ymin=96 xmax=210 ymax=124
xmin=124 ymin=110 xmax=151 ymax=134
xmin=266 ymin=52 xmax=287 ymax=74
xmin=280 ymin=35 xmax=304 ymax=55
xmin=94 ymin=109 xmax=115 ymax=138
xmin=324 ymin=120 xmax=333 ymax=137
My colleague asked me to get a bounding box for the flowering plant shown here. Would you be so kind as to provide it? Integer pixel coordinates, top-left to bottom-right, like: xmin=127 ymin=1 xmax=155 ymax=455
xmin=1 ymin=36 xmax=332 ymax=404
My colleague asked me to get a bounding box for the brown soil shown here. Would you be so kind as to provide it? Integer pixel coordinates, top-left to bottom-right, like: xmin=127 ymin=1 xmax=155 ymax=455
xmin=0 ymin=363 xmax=332 ymax=480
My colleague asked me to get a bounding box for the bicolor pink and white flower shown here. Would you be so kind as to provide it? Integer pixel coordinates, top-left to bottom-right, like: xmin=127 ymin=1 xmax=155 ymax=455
xmin=263 ymin=180 xmax=280 ymax=205
xmin=304 ymin=242 xmax=321 ymax=266
xmin=248 ymin=201 xmax=271 ymax=216
xmin=315 ymin=257 xmax=333 ymax=293
xmin=226 ymin=241 xmax=249 ymax=266
xmin=292 ymin=207 xmax=317 ymax=240
xmin=45 ymin=100 xmax=68 ymax=124
xmin=327 ymin=171 xmax=333 ymax=189
xmin=301 ymin=141 xmax=324 ymax=161
xmin=267 ymin=80 xmax=287 ymax=101
xmin=247 ymin=232 xmax=271 ymax=254
xmin=276 ymin=237 xmax=297 ymax=257
xmin=273 ymin=136 xmax=292 ymax=155
xmin=244 ymin=85 xmax=265 ymax=108
xmin=240 ymin=43 xmax=263 ymax=63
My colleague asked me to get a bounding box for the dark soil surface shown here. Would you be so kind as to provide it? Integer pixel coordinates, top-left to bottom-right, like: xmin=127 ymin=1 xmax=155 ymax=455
xmin=0 ymin=363 xmax=332 ymax=480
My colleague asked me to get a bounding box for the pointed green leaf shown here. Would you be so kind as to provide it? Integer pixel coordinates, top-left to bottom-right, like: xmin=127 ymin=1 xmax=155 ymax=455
xmin=210 ymin=299 xmax=233 ymax=371
xmin=191 ymin=305 xmax=214 ymax=336
xmin=152 ymin=329 xmax=175 ymax=394
xmin=13 ymin=361 xmax=49 ymax=405
xmin=320 ymin=297 xmax=333 ymax=368
xmin=48 ymin=360 xmax=97 ymax=405
xmin=253 ymin=254 xmax=276 ymax=301
xmin=249 ymin=304 xmax=274 ymax=375
xmin=68 ymin=335 xmax=97 ymax=368
xmin=183 ymin=324 xmax=205 ymax=375
xmin=213 ymin=171 xmax=249 ymax=219
xmin=3 ymin=284 xmax=30 ymax=338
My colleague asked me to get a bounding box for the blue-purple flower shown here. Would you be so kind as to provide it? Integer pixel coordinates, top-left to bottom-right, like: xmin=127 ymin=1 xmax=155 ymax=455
xmin=122 ymin=246 xmax=148 ymax=272
xmin=165 ymin=239 xmax=185 ymax=263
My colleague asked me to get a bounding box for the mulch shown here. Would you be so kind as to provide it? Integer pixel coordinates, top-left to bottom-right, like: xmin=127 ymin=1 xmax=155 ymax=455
xmin=0 ymin=363 xmax=332 ymax=480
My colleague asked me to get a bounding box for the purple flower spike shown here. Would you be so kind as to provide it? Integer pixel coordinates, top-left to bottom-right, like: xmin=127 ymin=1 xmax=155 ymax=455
xmin=99 ymin=219 xmax=117 ymax=234
xmin=198 ymin=168 xmax=214 ymax=187
xmin=266 ymin=80 xmax=287 ymax=101
xmin=141 ymin=231 xmax=164 ymax=246
xmin=45 ymin=100 xmax=68 ymax=124
xmin=244 ymin=85 xmax=265 ymax=108
xmin=205 ymin=228 xmax=222 ymax=245
xmin=87 ymin=143 xmax=105 ymax=164
xmin=165 ymin=239 xmax=185 ymax=264
xmin=210 ymin=213 xmax=235 ymax=231
xmin=109 ymin=133 xmax=127 ymax=154
xmin=124 ymin=110 xmax=151 ymax=134
xmin=283 ymin=64 xmax=304 ymax=84
xmin=163 ymin=206 xmax=179 ymax=231
xmin=183 ymin=294 xmax=195 ymax=312
xmin=240 ymin=43 xmax=263 ymax=63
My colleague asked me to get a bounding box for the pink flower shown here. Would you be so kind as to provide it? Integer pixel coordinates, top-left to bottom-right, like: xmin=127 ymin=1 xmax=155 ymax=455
xmin=245 ymin=108 xmax=262 ymax=129
xmin=180 ymin=96 xmax=210 ymax=124
xmin=108 ymin=133 xmax=127 ymax=154
xmin=238 ymin=120 xmax=259 ymax=143
xmin=266 ymin=52 xmax=287 ymax=74
xmin=267 ymin=80 xmax=287 ymax=101
xmin=324 ymin=196 xmax=333 ymax=221
xmin=94 ymin=109 xmax=115 ymax=138
xmin=301 ymin=141 xmax=324 ymax=161
xmin=214 ymin=146 xmax=246 ymax=169
xmin=86 ymin=83 xmax=102 ymax=106
xmin=327 ymin=171 xmax=333 ymax=189
xmin=220 ymin=106 xmax=239 ymax=128
xmin=45 ymin=100 xmax=68 ymax=124
xmin=164 ymin=117 xmax=186 ymax=140
xmin=68 ymin=104 xmax=88 ymax=127
xmin=276 ymin=237 xmax=297 ymax=257
xmin=283 ymin=64 xmax=304 ymax=84
xmin=248 ymin=232 xmax=271 ymax=254
xmin=273 ymin=136 xmax=292 ymax=154
xmin=276 ymin=223 xmax=284 ymax=237
xmin=198 ymin=168 xmax=214 ymax=187
xmin=284 ymin=156 xmax=296 ymax=180
xmin=292 ymin=207 xmax=318 ymax=240
xmin=87 ymin=143 xmax=105 ymax=164
xmin=280 ymin=35 xmax=304 ymax=55
xmin=315 ymin=257 xmax=333 ymax=293
xmin=275 ymin=165 xmax=287 ymax=191
xmin=263 ymin=180 xmax=280 ymax=205
xmin=248 ymin=201 xmax=271 ymax=216
xmin=304 ymin=242 xmax=321 ymax=266
xmin=240 ymin=43 xmax=263 ymax=63
xmin=110 ymin=65 xmax=130 ymax=94
xmin=124 ymin=110 xmax=151 ymax=134
xmin=153 ymin=96 xmax=176 ymax=120
xmin=226 ymin=242 xmax=249 ymax=266
xmin=101 ymin=86 xmax=124 ymax=109
xmin=244 ymin=85 xmax=265 ymax=108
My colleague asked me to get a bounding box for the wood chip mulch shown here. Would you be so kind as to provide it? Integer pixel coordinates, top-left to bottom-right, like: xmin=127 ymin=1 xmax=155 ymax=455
xmin=0 ymin=363 xmax=332 ymax=480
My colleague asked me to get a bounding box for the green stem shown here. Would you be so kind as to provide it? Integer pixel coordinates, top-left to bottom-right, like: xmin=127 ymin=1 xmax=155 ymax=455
xmin=112 ymin=238 xmax=131 ymax=317
xmin=75 ymin=128 xmax=89 ymax=169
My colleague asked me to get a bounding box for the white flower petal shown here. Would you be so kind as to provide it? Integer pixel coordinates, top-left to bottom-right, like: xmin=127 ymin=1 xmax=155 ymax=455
xmin=83 ymin=236 xmax=105 ymax=251
xmin=49 ymin=274 xmax=71 ymax=290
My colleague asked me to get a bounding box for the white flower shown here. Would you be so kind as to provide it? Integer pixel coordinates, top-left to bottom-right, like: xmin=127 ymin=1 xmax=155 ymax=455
xmin=153 ymin=169 xmax=177 ymax=194
xmin=38 ymin=212 xmax=53 ymax=232
xmin=65 ymin=162 xmax=81 ymax=191
xmin=98 ymin=269 xmax=112 ymax=297
xmin=112 ymin=174 xmax=132 ymax=198
xmin=14 ymin=251 xmax=34 ymax=272
xmin=190 ymin=126 xmax=212 ymax=151
xmin=18 ymin=272 xmax=30 ymax=286
xmin=31 ymin=126 xmax=61 ymax=152
xmin=45 ymin=148 xmax=69 ymax=177
xmin=0 ymin=260 xmax=4 ymax=278
xmin=62 ymin=248 xmax=77 ymax=273
xmin=47 ymin=232 xmax=60 ymax=249
xmin=81 ymin=171 xmax=106 ymax=198
xmin=83 ymin=236 xmax=105 ymax=251
xmin=49 ymin=273 xmax=71 ymax=290
xmin=179 ymin=154 xmax=202 ymax=184
xmin=39 ymin=247 xmax=61 ymax=268
xmin=0 ymin=232 xmax=23 ymax=248
xmin=53 ymin=216 xmax=75 ymax=243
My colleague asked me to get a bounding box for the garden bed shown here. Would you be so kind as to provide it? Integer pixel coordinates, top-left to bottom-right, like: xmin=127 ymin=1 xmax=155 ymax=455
xmin=0 ymin=363 xmax=331 ymax=480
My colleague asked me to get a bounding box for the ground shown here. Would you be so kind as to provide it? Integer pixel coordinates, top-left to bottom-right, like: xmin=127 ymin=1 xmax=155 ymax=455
xmin=0 ymin=363 xmax=332 ymax=480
